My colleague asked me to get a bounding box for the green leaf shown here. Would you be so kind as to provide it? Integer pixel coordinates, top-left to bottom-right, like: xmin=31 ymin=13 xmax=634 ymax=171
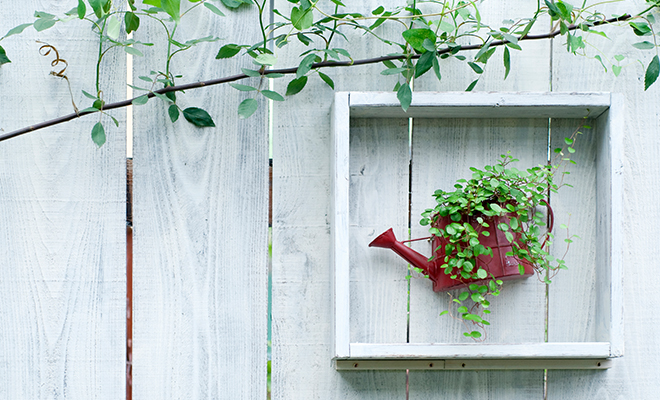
xmin=490 ymin=203 xmax=503 ymax=213
xmin=633 ymin=41 xmax=655 ymax=50
xmin=132 ymin=95 xmax=149 ymax=105
xmin=241 ymin=68 xmax=261 ymax=77
xmin=124 ymin=46 xmax=144 ymax=57
xmin=431 ymin=56 xmax=441 ymax=81
xmin=3 ymin=23 xmax=32 ymax=39
xmin=82 ymin=90 xmax=98 ymax=99
xmin=286 ymin=76 xmax=308 ymax=96
xmin=612 ymin=65 xmax=622 ymax=77
xmin=318 ymin=71 xmax=334 ymax=89
xmin=476 ymin=269 xmax=487 ymax=279
xmin=381 ymin=67 xmax=407 ymax=75
xmin=237 ymin=98 xmax=258 ymax=119
xmin=76 ymin=0 xmax=87 ymax=18
xmin=34 ymin=18 xmax=57 ymax=32
xmin=466 ymin=79 xmax=478 ymax=91
xmin=291 ymin=6 xmax=313 ymax=30
xmin=255 ymin=53 xmax=277 ymax=66
xmin=415 ymin=51 xmax=434 ymax=78
xmin=229 ymin=83 xmax=258 ymax=91
xmin=397 ymin=82 xmax=412 ymax=112
xmin=183 ymin=107 xmax=216 ymax=126
xmin=152 ymin=92 xmax=172 ymax=102
xmin=402 ymin=28 xmax=436 ymax=53
xmin=594 ymin=55 xmax=607 ymax=72
xmin=437 ymin=20 xmax=455 ymax=34
xmin=372 ymin=5 xmax=384 ymax=15
xmin=106 ymin=16 xmax=121 ymax=40
xmin=161 ymin=0 xmax=181 ymax=21
xmin=125 ymin=12 xmax=140 ymax=34
xmin=216 ymin=44 xmax=242 ymax=59
xmin=261 ymin=90 xmax=285 ymax=101
xmin=88 ymin=0 xmax=108 ymax=18
xmin=168 ymin=104 xmax=179 ymax=122
xmin=645 ymin=55 xmax=659 ymax=90
xmin=630 ymin=22 xmax=651 ymax=36
xmin=439 ymin=310 xmax=449 ymax=317
xmin=503 ymin=47 xmax=511 ymax=79
xmin=91 ymin=122 xmax=106 ymax=147
xmin=0 ymin=46 xmax=10 ymax=66
xmin=297 ymin=53 xmax=318 ymax=78
xmin=204 ymin=2 xmax=226 ymax=16
xmin=143 ymin=0 xmax=160 ymax=6
xmin=468 ymin=62 xmax=483 ymax=74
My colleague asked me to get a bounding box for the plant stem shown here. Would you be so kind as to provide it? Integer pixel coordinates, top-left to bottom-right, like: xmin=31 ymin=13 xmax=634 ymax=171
xmin=0 ymin=13 xmax=632 ymax=143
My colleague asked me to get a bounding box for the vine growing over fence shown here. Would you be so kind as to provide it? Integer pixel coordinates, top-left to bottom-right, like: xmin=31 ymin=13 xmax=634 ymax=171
xmin=0 ymin=0 xmax=659 ymax=145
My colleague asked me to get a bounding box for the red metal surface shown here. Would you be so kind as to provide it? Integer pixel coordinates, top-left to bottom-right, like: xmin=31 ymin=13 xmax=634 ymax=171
xmin=369 ymin=210 xmax=553 ymax=292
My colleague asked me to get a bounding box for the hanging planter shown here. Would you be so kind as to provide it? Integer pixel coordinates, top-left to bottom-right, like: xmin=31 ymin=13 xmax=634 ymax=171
xmin=369 ymin=152 xmax=572 ymax=339
xmin=370 ymin=207 xmax=553 ymax=292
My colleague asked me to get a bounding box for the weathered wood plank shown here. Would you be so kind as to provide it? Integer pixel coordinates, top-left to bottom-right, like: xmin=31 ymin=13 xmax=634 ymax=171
xmin=409 ymin=117 xmax=549 ymax=345
xmin=272 ymin=1 xmax=408 ymax=398
xmin=348 ymin=118 xmax=409 ymax=345
xmin=547 ymin=1 xmax=659 ymax=397
xmin=408 ymin=2 xmax=551 ymax=397
xmin=0 ymin=2 xmax=126 ymax=398
xmin=547 ymin=118 xmax=598 ymax=343
xmin=131 ymin=4 xmax=267 ymax=399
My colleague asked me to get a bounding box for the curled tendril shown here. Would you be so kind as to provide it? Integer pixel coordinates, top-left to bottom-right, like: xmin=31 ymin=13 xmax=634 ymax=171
xmin=36 ymin=41 xmax=78 ymax=115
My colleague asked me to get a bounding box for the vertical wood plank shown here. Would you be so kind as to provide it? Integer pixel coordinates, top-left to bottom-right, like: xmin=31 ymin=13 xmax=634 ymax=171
xmin=548 ymin=1 xmax=660 ymax=397
xmin=409 ymin=117 xmax=549 ymax=344
xmin=131 ymin=4 xmax=267 ymax=399
xmin=547 ymin=118 xmax=598 ymax=343
xmin=349 ymin=118 xmax=409 ymax=345
xmin=272 ymin=1 xmax=407 ymax=398
xmin=0 ymin=2 xmax=126 ymax=398
xmin=409 ymin=1 xmax=551 ymax=397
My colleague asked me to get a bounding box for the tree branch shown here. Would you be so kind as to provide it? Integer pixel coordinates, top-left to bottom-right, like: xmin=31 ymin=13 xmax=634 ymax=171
xmin=0 ymin=14 xmax=631 ymax=143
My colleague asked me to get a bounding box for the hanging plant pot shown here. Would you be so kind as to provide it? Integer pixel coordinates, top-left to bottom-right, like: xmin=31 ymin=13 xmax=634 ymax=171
xmin=369 ymin=207 xmax=553 ymax=292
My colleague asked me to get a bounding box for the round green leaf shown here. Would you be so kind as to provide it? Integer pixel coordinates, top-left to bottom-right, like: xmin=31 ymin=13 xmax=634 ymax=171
xmin=91 ymin=122 xmax=106 ymax=147
xmin=237 ymin=98 xmax=258 ymax=119
xmin=183 ymin=107 xmax=216 ymax=127
xmin=261 ymin=90 xmax=284 ymax=101
xmin=168 ymin=104 xmax=179 ymax=123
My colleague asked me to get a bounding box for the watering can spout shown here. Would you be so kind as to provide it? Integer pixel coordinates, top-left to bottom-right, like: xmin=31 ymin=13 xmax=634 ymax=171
xmin=369 ymin=228 xmax=433 ymax=276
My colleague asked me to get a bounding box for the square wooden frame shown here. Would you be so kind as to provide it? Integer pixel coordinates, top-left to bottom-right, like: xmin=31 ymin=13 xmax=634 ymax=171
xmin=331 ymin=91 xmax=624 ymax=370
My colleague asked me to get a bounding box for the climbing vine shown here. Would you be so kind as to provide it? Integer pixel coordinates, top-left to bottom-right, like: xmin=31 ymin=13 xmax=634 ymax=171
xmin=1 ymin=0 xmax=659 ymax=145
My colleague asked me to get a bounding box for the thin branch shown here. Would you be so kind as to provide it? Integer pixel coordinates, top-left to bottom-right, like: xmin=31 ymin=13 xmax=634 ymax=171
xmin=0 ymin=14 xmax=631 ymax=143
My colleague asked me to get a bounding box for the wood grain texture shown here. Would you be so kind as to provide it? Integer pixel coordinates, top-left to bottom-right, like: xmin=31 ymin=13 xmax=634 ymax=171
xmin=548 ymin=118 xmax=598 ymax=343
xmin=408 ymin=2 xmax=551 ymax=397
xmin=271 ymin=1 xmax=408 ymax=398
xmin=348 ymin=118 xmax=409 ymax=345
xmin=0 ymin=2 xmax=126 ymax=398
xmin=131 ymin=4 xmax=267 ymax=399
xmin=547 ymin=1 xmax=660 ymax=397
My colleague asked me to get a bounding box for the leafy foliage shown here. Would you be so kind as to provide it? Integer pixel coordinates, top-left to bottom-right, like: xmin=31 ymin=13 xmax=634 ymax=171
xmin=1 ymin=0 xmax=660 ymax=144
xmin=418 ymin=125 xmax=585 ymax=339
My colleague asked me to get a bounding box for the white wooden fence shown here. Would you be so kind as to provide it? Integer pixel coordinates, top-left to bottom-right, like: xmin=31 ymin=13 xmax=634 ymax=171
xmin=2 ymin=1 xmax=660 ymax=399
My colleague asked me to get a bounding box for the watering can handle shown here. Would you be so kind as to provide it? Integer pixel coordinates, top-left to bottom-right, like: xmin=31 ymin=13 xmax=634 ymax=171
xmin=541 ymin=202 xmax=554 ymax=248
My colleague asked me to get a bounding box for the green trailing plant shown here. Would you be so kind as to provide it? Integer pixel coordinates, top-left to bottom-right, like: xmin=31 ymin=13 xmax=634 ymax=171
xmin=418 ymin=124 xmax=585 ymax=339
xmin=0 ymin=0 xmax=659 ymax=145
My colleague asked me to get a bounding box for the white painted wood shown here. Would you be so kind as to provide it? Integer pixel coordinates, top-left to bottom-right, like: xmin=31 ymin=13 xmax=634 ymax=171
xmin=272 ymin=1 xmax=408 ymax=398
xmin=347 ymin=117 xmax=409 ymax=346
xmin=332 ymin=92 xmax=622 ymax=369
xmin=599 ymin=94 xmax=625 ymax=357
xmin=548 ymin=118 xmax=599 ymax=344
xmin=349 ymin=343 xmax=611 ymax=359
xmin=0 ymin=3 xmax=125 ymax=398
xmin=349 ymin=91 xmax=610 ymax=119
xmin=131 ymin=4 xmax=267 ymax=399
xmin=337 ymin=358 xmax=610 ymax=370
xmin=331 ymin=92 xmax=351 ymax=358
xmin=408 ymin=117 xmax=548 ymax=345
xmin=547 ymin=1 xmax=654 ymax=396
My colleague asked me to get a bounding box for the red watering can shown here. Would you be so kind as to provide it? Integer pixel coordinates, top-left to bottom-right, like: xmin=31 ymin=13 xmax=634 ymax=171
xmin=369 ymin=210 xmax=553 ymax=292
